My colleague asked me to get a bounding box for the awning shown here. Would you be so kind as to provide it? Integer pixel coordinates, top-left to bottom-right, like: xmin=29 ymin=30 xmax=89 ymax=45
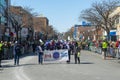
xmin=110 ymin=30 xmax=116 ymax=36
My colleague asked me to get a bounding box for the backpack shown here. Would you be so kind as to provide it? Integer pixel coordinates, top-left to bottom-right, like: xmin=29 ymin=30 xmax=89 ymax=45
xmin=35 ymin=46 xmax=40 ymax=52
xmin=15 ymin=45 xmax=21 ymax=54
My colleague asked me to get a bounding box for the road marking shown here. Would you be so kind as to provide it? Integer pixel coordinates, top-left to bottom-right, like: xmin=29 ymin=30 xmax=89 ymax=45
xmin=14 ymin=67 xmax=31 ymax=80
xmin=14 ymin=56 xmax=34 ymax=80
xmin=95 ymin=77 xmax=101 ymax=80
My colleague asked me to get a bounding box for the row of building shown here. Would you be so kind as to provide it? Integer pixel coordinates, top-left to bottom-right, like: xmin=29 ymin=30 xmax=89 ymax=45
xmin=0 ymin=0 xmax=53 ymax=42
xmin=71 ymin=7 xmax=120 ymax=41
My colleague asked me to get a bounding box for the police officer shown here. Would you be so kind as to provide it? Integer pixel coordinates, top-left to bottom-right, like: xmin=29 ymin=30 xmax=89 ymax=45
xmin=0 ymin=41 xmax=3 ymax=67
xmin=102 ymin=40 xmax=108 ymax=60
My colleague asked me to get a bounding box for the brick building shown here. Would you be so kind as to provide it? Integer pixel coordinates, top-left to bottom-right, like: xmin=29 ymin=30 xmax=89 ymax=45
xmin=33 ymin=16 xmax=49 ymax=33
xmin=72 ymin=25 xmax=103 ymax=41
xmin=10 ymin=6 xmax=34 ymax=41
xmin=10 ymin=6 xmax=33 ymax=28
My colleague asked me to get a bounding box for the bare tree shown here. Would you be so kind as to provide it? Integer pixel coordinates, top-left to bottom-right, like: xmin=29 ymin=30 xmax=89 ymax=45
xmin=64 ymin=28 xmax=74 ymax=40
xmin=0 ymin=4 xmax=23 ymax=40
xmin=1 ymin=4 xmax=35 ymax=41
xmin=80 ymin=0 xmax=120 ymax=40
xmin=23 ymin=6 xmax=39 ymax=16
xmin=46 ymin=25 xmax=58 ymax=40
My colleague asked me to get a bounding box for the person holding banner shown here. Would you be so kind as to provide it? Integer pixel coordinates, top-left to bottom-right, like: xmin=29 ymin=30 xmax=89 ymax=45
xmin=36 ymin=43 xmax=44 ymax=64
xmin=75 ymin=45 xmax=81 ymax=64
xmin=66 ymin=42 xmax=71 ymax=63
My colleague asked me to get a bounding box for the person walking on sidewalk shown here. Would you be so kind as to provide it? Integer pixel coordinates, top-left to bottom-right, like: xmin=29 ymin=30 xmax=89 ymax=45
xmin=14 ymin=42 xmax=21 ymax=66
xmin=36 ymin=43 xmax=44 ymax=64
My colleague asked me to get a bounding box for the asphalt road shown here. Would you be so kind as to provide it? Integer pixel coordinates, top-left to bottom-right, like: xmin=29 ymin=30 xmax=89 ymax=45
xmin=0 ymin=50 xmax=120 ymax=80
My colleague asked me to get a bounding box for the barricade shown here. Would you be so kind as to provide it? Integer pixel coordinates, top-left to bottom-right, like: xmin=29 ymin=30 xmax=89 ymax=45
xmin=89 ymin=46 xmax=96 ymax=52
xmin=89 ymin=46 xmax=118 ymax=58
xmin=89 ymin=46 xmax=102 ymax=54
xmin=96 ymin=47 xmax=102 ymax=54
xmin=116 ymin=48 xmax=120 ymax=59
xmin=3 ymin=46 xmax=13 ymax=59
xmin=88 ymin=45 xmax=120 ymax=59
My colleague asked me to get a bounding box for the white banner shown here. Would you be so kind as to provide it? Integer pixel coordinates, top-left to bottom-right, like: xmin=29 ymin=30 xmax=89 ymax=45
xmin=44 ymin=50 xmax=68 ymax=62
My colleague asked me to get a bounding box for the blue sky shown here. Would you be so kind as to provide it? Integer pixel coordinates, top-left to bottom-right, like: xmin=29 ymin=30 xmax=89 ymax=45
xmin=11 ymin=0 xmax=101 ymax=33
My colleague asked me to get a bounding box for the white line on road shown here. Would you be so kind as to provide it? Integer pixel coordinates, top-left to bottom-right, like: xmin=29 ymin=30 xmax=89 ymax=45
xmin=14 ymin=56 xmax=34 ymax=80
xmin=14 ymin=67 xmax=31 ymax=80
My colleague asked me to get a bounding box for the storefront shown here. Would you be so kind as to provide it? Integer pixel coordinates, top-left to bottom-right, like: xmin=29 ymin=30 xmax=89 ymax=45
xmin=110 ymin=30 xmax=117 ymax=41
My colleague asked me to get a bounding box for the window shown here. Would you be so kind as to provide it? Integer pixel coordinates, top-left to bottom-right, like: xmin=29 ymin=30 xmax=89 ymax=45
xmin=115 ymin=17 xmax=119 ymax=24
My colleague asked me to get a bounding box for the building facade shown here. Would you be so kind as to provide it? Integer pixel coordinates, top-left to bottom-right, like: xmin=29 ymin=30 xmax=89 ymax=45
xmin=0 ymin=0 xmax=10 ymax=40
xmin=10 ymin=6 xmax=33 ymax=28
xmin=72 ymin=25 xmax=103 ymax=41
xmin=109 ymin=7 xmax=120 ymax=41
xmin=33 ymin=16 xmax=49 ymax=33
xmin=33 ymin=16 xmax=49 ymax=40
xmin=10 ymin=6 xmax=34 ymax=41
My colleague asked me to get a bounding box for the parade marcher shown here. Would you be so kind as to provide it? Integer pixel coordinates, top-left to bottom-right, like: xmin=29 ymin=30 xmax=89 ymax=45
xmin=0 ymin=41 xmax=3 ymax=67
xmin=74 ymin=42 xmax=78 ymax=64
xmin=102 ymin=40 xmax=108 ymax=60
xmin=75 ymin=45 xmax=81 ymax=64
xmin=36 ymin=42 xmax=44 ymax=64
xmin=14 ymin=42 xmax=21 ymax=66
xmin=66 ymin=42 xmax=71 ymax=63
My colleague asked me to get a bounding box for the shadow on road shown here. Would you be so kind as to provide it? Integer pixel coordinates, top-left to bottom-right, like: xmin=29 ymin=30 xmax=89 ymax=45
xmin=42 ymin=61 xmax=94 ymax=65
xmin=80 ymin=62 xmax=94 ymax=64
xmin=66 ymin=62 xmax=94 ymax=64
xmin=2 ymin=63 xmax=38 ymax=68
xmin=19 ymin=63 xmax=38 ymax=67
xmin=118 ymin=61 xmax=120 ymax=64
xmin=2 ymin=65 xmax=16 ymax=68
xmin=1 ymin=61 xmax=94 ymax=69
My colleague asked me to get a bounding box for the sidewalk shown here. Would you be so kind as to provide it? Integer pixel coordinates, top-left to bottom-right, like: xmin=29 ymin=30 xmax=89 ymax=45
xmin=1 ymin=52 xmax=35 ymax=68
xmin=84 ymin=50 xmax=120 ymax=64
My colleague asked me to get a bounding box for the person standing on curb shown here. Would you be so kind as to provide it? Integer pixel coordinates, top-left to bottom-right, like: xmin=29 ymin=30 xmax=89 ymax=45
xmin=14 ymin=42 xmax=21 ymax=66
xmin=0 ymin=41 xmax=3 ymax=67
xmin=117 ymin=41 xmax=120 ymax=59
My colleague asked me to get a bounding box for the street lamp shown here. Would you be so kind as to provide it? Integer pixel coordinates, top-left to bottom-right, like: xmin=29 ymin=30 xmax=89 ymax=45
xmin=19 ymin=26 xmax=22 ymax=44
xmin=19 ymin=9 xmax=23 ymax=44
